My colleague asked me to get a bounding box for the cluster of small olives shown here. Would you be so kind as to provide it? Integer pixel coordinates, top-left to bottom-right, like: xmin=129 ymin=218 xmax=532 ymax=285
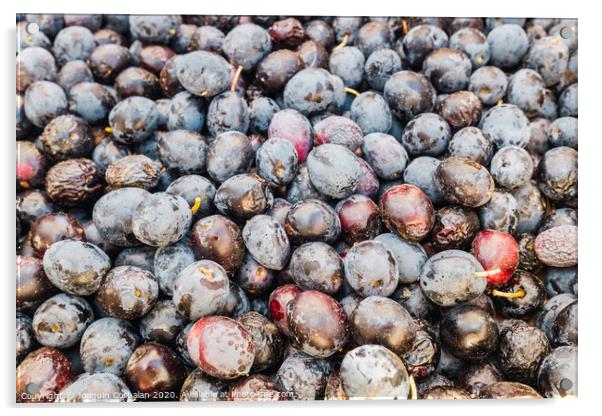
xmin=16 ymin=14 xmax=577 ymax=403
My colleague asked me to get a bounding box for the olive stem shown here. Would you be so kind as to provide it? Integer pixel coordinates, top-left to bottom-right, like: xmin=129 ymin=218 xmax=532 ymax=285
xmin=402 ymin=19 xmax=409 ymax=35
xmin=474 ymin=268 xmax=501 ymax=278
xmin=408 ymin=375 xmax=417 ymax=400
xmin=491 ymin=288 xmax=526 ymax=299
xmin=333 ymin=33 xmax=349 ymax=51
xmin=191 ymin=197 xmax=202 ymax=214
xmin=230 ymin=65 xmax=243 ymax=92
xmin=344 ymin=87 xmax=360 ymax=97
xmin=199 ymin=266 xmax=214 ymax=279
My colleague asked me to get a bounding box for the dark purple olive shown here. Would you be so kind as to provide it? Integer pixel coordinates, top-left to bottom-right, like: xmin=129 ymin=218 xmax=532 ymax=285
xmin=351 ymin=296 xmax=415 ymax=355
xmin=287 ymin=290 xmax=347 ymax=358
xmin=440 ymin=304 xmax=499 ymax=361
xmin=29 ymin=212 xmax=86 ymax=258
xmin=95 ymin=266 xmax=159 ymax=320
xmin=32 ymin=293 xmax=94 ymax=349
xmin=124 ymin=342 xmax=185 ymax=400
xmin=17 ymin=255 xmax=56 ymax=311
xmin=80 ymin=317 xmax=139 ymax=376
xmin=236 ymin=311 xmax=284 ymax=372
xmin=43 ymin=239 xmax=110 ymax=296
xmin=289 ymin=242 xmax=343 ymax=294
xmin=16 ymin=347 xmax=73 ymax=403
xmin=191 ymin=215 xmax=245 ymax=274
xmin=285 ymin=199 xmax=341 ymax=244
xmin=172 ymin=260 xmax=229 ymax=320
xmin=434 ymin=157 xmax=495 ymax=207
xmin=496 ymin=319 xmax=550 ymax=384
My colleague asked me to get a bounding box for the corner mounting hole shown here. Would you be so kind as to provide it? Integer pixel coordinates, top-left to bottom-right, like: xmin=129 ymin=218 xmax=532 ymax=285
xmin=560 ymin=26 xmax=574 ymax=40
xmin=26 ymin=22 xmax=39 ymax=35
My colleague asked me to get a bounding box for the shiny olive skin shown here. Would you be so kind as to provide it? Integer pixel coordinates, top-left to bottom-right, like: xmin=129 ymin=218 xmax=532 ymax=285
xmin=420 ymin=250 xmax=487 ymax=307
xmin=379 ymin=184 xmax=435 ymax=241
xmin=537 ymin=346 xmax=577 ymax=398
xmin=214 ymin=173 xmax=274 ymax=221
xmin=351 ymin=296 xmax=416 ymax=356
xmin=95 ymin=266 xmax=159 ymax=320
xmin=206 ymin=131 xmax=254 ymax=183
xmin=16 ymin=347 xmax=73 ymax=403
xmin=256 ymin=49 xmax=304 ymax=95
xmin=125 ymin=342 xmax=186 ymax=400
xmin=477 ymin=190 xmax=519 ymax=234
xmin=268 ymin=284 xmax=301 ymax=336
xmin=165 ymin=175 xmax=216 ymax=220
xmin=287 ymin=290 xmax=348 ymax=358
xmin=434 ymin=157 xmax=495 ymax=208
xmin=235 ymin=254 xmax=276 ymax=297
xmin=191 ymin=215 xmax=245 ymax=274
xmin=336 ymin=195 xmax=381 ymax=245
xmin=384 ymin=71 xmax=436 ymax=121
xmin=17 ymin=255 xmax=56 ymax=311
xmin=29 ymin=212 xmax=86 ymax=257
xmin=493 ymin=270 xmax=545 ymax=317
xmin=285 ymin=199 xmax=341 ymax=245
xmin=438 ymin=91 xmax=482 ymax=130
xmin=440 ymin=304 xmax=499 ymax=361
xmin=551 ymin=301 xmax=578 ymax=347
